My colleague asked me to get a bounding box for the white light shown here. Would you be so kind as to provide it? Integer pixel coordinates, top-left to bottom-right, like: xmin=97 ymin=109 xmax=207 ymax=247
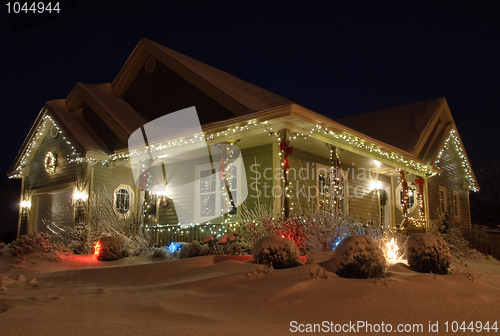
xmin=73 ymin=190 xmax=88 ymax=202
xmin=151 ymin=185 xmax=171 ymax=198
xmin=20 ymin=200 xmax=31 ymax=208
xmin=370 ymin=180 xmax=382 ymax=190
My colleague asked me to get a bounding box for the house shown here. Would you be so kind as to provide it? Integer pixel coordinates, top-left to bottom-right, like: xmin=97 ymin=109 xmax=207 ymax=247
xmin=8 ymin=38 xmax=479 ymax=244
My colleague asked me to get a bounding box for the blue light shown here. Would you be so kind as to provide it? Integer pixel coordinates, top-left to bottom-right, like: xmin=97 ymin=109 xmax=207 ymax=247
xmin=168 ymin=242 xmax=178 ymax=253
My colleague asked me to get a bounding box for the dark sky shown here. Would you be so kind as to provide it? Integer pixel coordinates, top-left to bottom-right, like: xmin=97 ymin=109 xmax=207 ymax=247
xmin=2 ymin=0 xmax=500 ymax=190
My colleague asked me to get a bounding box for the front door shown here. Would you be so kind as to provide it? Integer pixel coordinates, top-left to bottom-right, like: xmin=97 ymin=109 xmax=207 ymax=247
xmin=380 ymin=181 xmax=393 ymax=229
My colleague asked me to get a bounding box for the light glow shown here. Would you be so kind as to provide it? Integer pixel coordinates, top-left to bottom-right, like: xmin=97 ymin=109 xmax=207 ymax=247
xmin=370 ymin=180 xmax=382 ymax=190
xmin=94 ymin=241 xmax=101 ymax=257
xmin=20 ymin=200 xmax=31 ymax=208
xmin=73 ymin=190 xmax=88 ymax=202
xmin=383 ymin=238 xmax=404 ymax=264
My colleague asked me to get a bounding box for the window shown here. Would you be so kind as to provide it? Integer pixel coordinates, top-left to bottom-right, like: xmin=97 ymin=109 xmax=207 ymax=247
xmin=195 ymin=159 xmax=240 ymax=222
xmin=316 ymin=163 xmax=347 ymax=214
xmin=439 ymin=186 xmax=447 ymax=214
xmin=396 ymin=182 xmax=418 ymax=212
xmin=453 ymin=191 xmax=460 ymax=218
xmin=113 ymin=184 xmax=134 ymax=218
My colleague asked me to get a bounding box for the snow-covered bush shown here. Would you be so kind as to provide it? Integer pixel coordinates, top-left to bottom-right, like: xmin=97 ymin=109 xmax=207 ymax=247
xmin=240 ymin=204 xmax=309 ymax=252
xmin=239 ymin=202 xmax=383 ymax=254
xmin=44 ymin=188 xmax=153 ymax=255
xmin=204 ymin=233 xmax=252 ymax=256
xmin=324 ymin=235 xmax=386 ymax=278
xmin=8 ymin=231 xmax=69 ymax=256
xmin=95 ymin=236 xmax=129 ymax=261
xmin=303 ymin=211 xmax=383 ymax=252
xmin=252 ymin=235 xmax=303 ymax=269
xmin=405 ymin=233 xmax=451 ymax=274
xmin=180 ymin=240 xmax=210 ymax=259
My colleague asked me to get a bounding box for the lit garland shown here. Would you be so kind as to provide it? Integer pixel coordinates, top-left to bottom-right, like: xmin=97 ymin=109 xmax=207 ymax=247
xmin=415 ymin=177 xmax=426 ymax=228
xmin=398 ymin=169 xmax=409 ymax=226
xmin=12 ymin=109 xmax=468 ymax=235
xmin=10 ymin=113 xmax=80 ymax=178
xmin=434 ymin=128 xmax=478 ymax=191
xmin=12 ymin=112 xmax=436 ymax=180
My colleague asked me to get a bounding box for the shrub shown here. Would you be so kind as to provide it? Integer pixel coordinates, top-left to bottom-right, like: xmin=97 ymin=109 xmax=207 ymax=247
xmin=9 ymin=231 xmax=69 ymax=256
xmin=179 ymin=240 xmax=210 ymax=259
xmin=239 ymin=202 xmax=383 ymax=254
xmin=405 ymin=233 xmax=451 ymax=274
xmin=325 ymin=235 xmax=386 ymax=278
xmin=252 ymin=235 xmax=303 ymax=269
xmin=44 ymin=188 xmax=153 ymax=255
xmin=95 ymin=236 xmax=130 ymax=261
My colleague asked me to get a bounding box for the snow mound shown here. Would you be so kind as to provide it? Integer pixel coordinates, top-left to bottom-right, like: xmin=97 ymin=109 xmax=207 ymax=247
xmin=252 ymin=235 xmax=303 ymax=269
xmin=97 ymin=237 xmax=130 ymax=261
xmin=180 ymin=241 xmax=210 ymax=259
xmin=323 ymin=235 xmax=386 ymax=278
xmin=405 ymin=233 xmax=451 ymax=274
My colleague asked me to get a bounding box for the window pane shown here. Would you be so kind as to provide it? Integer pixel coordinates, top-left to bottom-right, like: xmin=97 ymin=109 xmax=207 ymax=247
xmin=200 ymin=194 xmax=215 ymax=217
xmin=116 ymin=188 xmax=131 ymax=214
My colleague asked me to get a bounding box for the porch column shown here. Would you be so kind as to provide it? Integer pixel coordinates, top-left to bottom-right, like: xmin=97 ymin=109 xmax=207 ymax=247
xmin=272 ymin=142 xmax=282 ymax=218
xmin=399 ymin=169 xmax=409 ymax=228
xmin=280 ymin=129 xmax=292 ymax=217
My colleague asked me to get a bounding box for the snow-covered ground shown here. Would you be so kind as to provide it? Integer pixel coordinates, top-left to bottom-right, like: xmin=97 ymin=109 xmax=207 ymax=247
xmin=1 ymin=249 xmax=499 ymax=335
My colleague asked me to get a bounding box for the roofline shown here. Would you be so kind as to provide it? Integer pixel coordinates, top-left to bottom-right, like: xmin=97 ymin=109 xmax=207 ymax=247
xmin=149 ymin=103 xmax=429 ymax=168
xmin=8 ymin=107 xmax=47 ymax=176
xmin=111 ymin=38 xmax=249 ymax=115
xmin=289 ymin=105 xmax=427 ymax=165
xmin=430 ymin=124 xmax=479 ymax=190
xmin=412 ymin=97 xmax=447 ymax=156
xmin=8 ymin=103 xmax=88 ymax=177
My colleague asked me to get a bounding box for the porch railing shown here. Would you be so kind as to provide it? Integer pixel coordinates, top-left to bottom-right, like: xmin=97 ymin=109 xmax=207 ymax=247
xmin=144 ymin=223 xmax=234 ymax=247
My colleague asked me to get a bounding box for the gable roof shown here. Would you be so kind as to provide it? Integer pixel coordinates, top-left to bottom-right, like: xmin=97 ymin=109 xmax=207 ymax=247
xmin=9 ymin=39 xmax=477 ymax=190
xmin=113 ymin=39 xmax=293 ymax=115
xmin=336 ymin=97 xmax=445 ymax=154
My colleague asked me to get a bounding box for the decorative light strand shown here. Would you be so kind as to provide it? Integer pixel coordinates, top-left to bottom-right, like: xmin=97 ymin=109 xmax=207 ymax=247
xmin=434 ymin=128 xmax=477 ymax=191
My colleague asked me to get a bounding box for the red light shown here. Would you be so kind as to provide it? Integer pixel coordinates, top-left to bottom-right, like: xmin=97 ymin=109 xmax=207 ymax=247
xmin=94 ymin=241 xmax=101 ymax=257
xmin=281 ymin=235 xmax=285 ymax=238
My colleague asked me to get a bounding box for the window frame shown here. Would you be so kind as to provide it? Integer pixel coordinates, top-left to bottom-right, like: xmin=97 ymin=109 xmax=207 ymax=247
xmin=439 ymin=185 xmax=447 ymax=214
xmin=113 ymin=184 xmax=135 ymax=219
xmin=452 ymin=190 xmax=460 ymax=218
xmin=194 ymin=158 xmax=242 ymax=223
xmin=316 ymin=163 xmax=348 ymax=214
xmin=396 ymin=181 xmax=418 ymax=213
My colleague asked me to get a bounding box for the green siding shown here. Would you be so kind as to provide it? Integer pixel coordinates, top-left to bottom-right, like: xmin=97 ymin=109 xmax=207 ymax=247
xmin=153 ymin=143 xmax=273 ymax=225
xmin=287 ymin=148 xmax=331 ymax=212
xmin=427 ymin=145 xmax=471 ymax=228
xmin=242 ymin=144 xmax=273 ymax=212
xmin=29 ymin=130 xmax=86 ymax=191
xmin=92 ymin=164 xmax=136 ymax=195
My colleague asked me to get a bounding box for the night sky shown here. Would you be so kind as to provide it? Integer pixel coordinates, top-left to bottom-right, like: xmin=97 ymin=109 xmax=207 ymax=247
xmin=1 ymin=2 xmax=500 ymax=191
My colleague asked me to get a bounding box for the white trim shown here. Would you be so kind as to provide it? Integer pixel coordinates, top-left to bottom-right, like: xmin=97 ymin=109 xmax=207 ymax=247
xmin=113 ymin=184 xmax=135 ymax=219
xmin=315 ymin=162 xmax=347 ymax=214
xmin=452 ymin=190 xmax=461 ymax=218
xmin=396 ymin=181 xmax=418 ymax=213
xmin=194 ymin=157 xmax=243 ymax=223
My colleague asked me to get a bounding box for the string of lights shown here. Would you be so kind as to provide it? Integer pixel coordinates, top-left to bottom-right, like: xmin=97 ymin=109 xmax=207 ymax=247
xmin=434 ymin=128 xmax=477 ymax=191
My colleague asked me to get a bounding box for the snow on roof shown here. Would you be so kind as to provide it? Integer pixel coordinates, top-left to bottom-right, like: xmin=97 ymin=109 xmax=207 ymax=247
xmin=147 ymin=39 xmax=294 ymax=113
xmin=77 ymin=83 xmax=148 ymax=136
xmin=47 ymin=99 xmax=109 ymax=155
xmin=336 ymin=98 xmax=445 ymax=154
